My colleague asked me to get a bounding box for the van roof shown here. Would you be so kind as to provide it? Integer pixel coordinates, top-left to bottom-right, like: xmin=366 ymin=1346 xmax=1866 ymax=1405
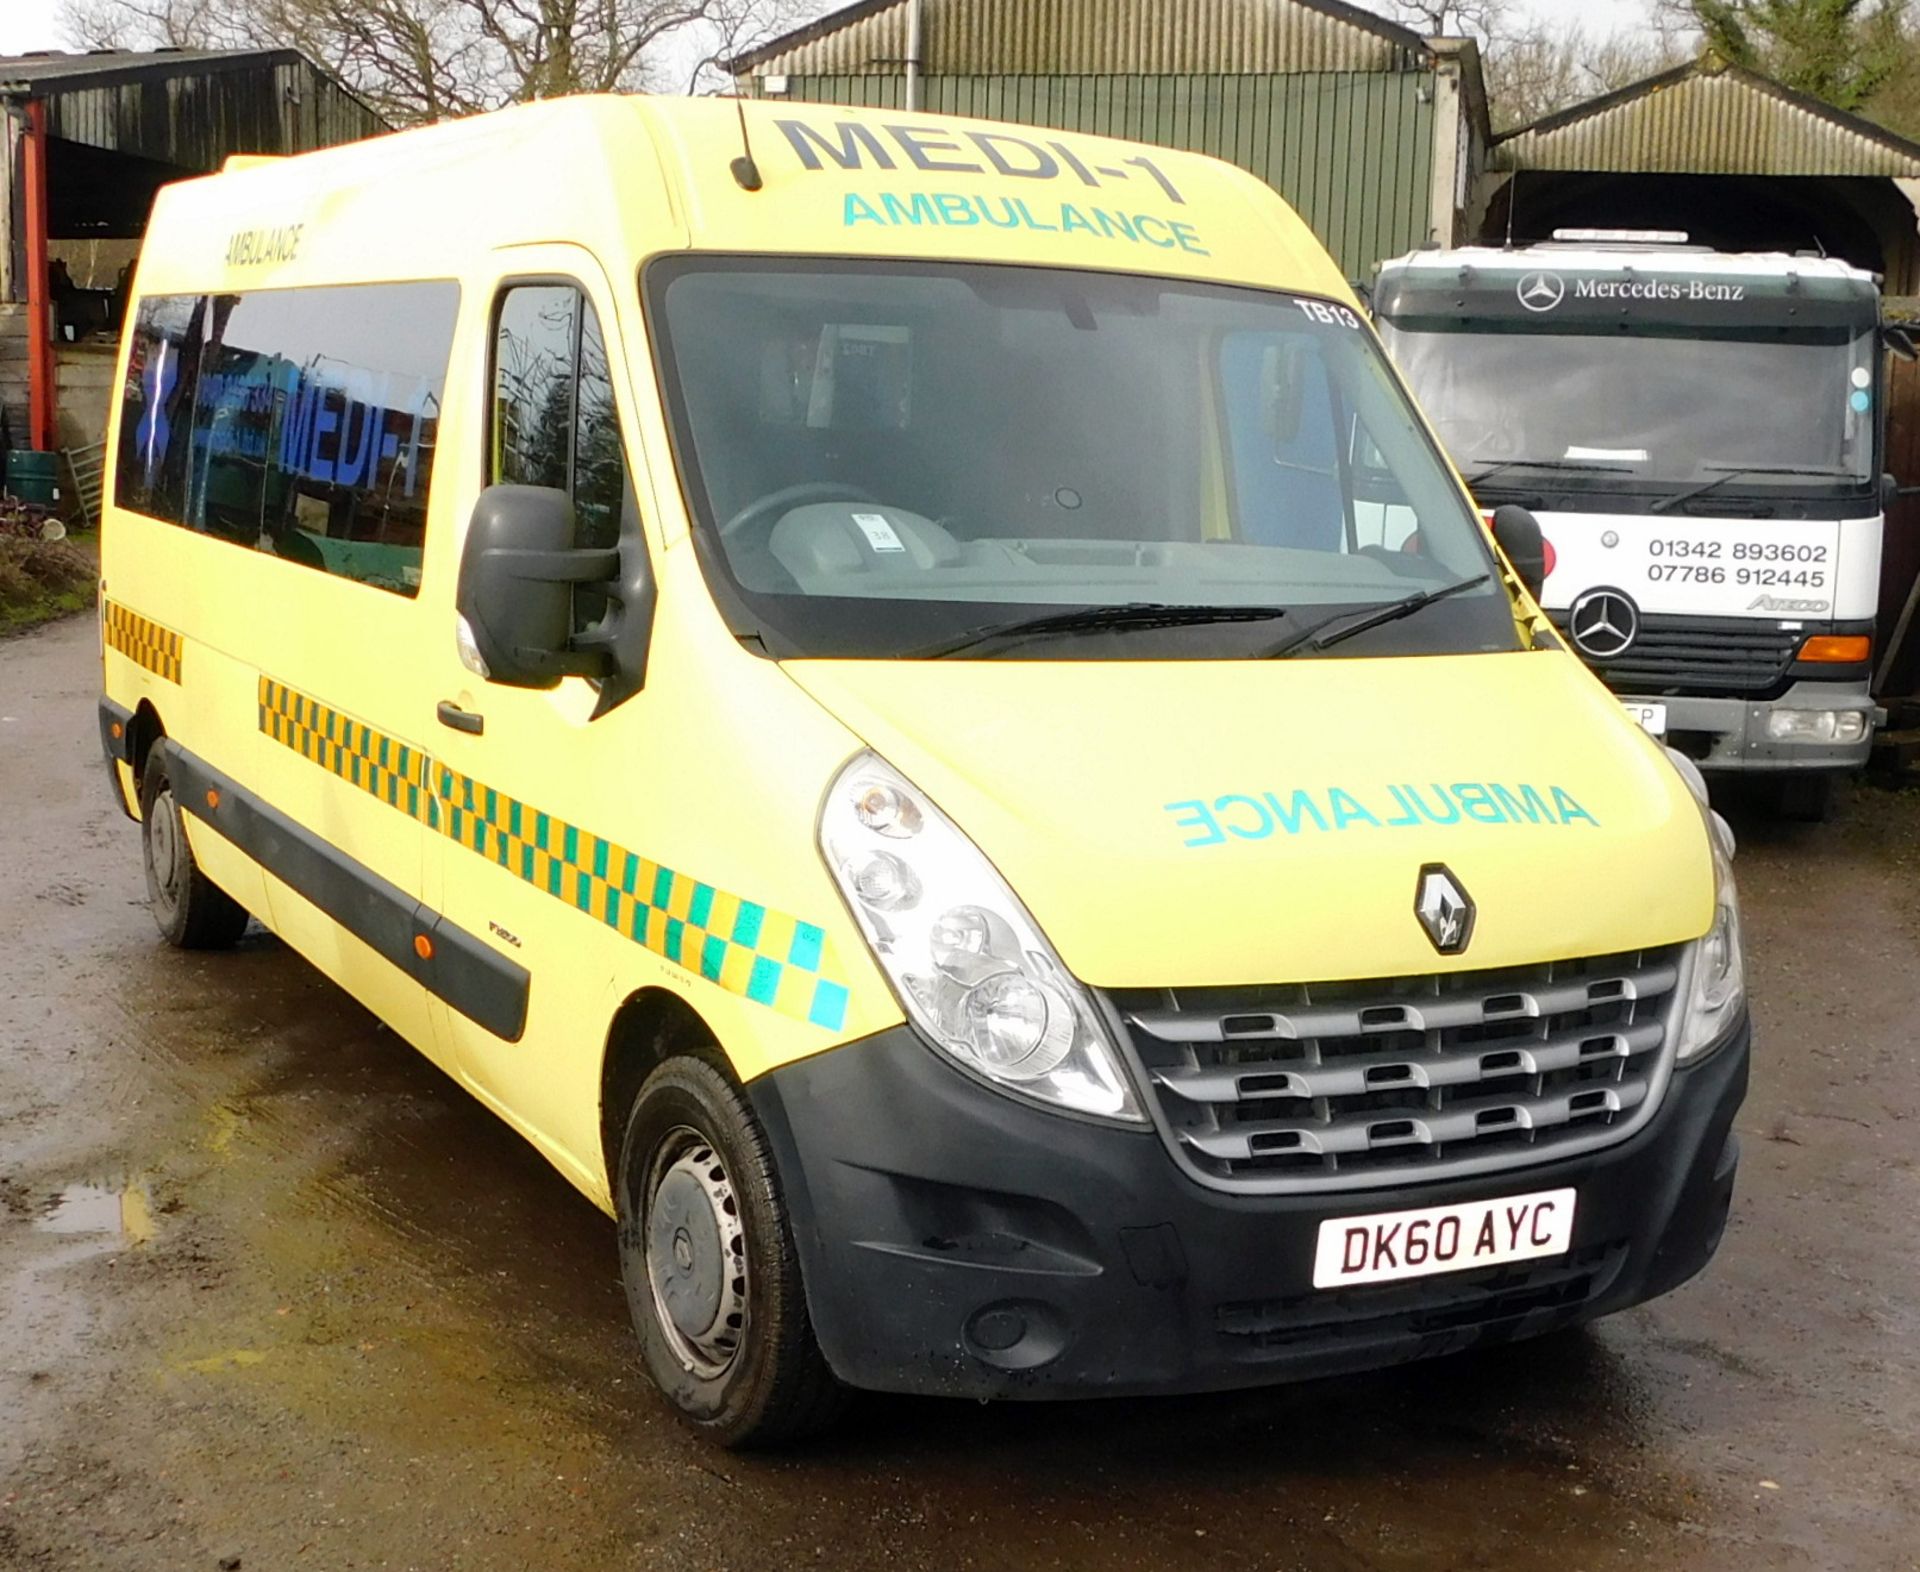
xmin=134 ymin=94 xmax=1348 ymax=303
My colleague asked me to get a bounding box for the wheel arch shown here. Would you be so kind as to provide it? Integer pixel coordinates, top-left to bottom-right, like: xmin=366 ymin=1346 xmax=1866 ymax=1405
xmin=599 ymin=986 xmax=733 ymax=1192
xmin=127 ymin=699 xmax=166 ymax=789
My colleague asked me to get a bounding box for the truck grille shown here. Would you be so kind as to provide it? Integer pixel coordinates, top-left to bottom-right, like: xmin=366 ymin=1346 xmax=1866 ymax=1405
xmin=1108 ymin=946 xmax=1684 ymax=1194
xmin=1550 ymin=611 xmax=1801 ymax=697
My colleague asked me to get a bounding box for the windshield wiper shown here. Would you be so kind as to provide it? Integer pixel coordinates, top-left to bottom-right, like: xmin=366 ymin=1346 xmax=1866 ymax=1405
xmin=1259 ymin=574 xmax=1491 ymax=659
xmin=1650 ymin=464 xmax=1857 ymax=515
xmin=909 ymin=602 xmax=1289 ymax=659
xmin=1466 ymin=458 xmax=1636 ymax=486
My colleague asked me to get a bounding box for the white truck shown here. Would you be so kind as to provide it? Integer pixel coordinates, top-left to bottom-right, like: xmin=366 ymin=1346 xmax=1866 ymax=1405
xmin=1375 ymin=236 xmax=1892 ymax=819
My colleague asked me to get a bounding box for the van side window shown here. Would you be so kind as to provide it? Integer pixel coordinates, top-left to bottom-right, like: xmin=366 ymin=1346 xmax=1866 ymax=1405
xmin=117 ymin=295 xmax=206 ymax=528
xmin=114 ymin=282 xmax=459 ymax=598
xmin=491 ymin=284 xmax=627 ymax=552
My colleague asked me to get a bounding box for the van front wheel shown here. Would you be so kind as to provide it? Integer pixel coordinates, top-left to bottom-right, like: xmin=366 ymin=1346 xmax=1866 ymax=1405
xmin=140 ymin=740 xmax=251 ymax=950
xmin=615 ymin=1053 xmax=844 ymax=1447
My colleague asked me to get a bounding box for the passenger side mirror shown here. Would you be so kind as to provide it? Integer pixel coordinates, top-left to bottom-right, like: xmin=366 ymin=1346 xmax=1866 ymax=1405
xmin=1883 ymin=324 xmax=1916 ymax=363
xmin=1490 ymin=504 xmax=1547 ymax=602
xmin=456 ymin=485 xmax=618 ymax=689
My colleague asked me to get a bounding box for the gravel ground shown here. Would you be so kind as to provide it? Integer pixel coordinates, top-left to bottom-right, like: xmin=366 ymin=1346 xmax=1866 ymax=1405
xmin=3 ymin=613 xmax=1917 ymax=1572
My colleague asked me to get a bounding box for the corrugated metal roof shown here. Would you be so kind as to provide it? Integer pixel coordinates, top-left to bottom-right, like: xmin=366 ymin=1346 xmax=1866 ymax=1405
xmin=0 ymin=49 xmax=389 ymax=165
xmin=730 ymin=0 xmax=1429 ymax=77
xmin=1494 ymin=56 xmax=1920 ymax=177
xmin=0 ymin=47 xmax=298 ymax=92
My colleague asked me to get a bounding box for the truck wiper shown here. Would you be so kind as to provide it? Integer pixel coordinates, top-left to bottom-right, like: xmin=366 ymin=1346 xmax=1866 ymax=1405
xmin=909 ymin=602 xmax=1288 ymax=659
xmin=1650 ymin=464 xmax=1855 ymax=515
xmin=1260 ymin=574 xmax=1491 ymax=659
xmin=1467 ymin=458 xmax=1635 ymax=485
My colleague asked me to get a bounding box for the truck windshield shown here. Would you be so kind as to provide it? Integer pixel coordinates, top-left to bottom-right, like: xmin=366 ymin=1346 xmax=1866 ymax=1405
xmin=1379 ymin=323 xmax=1877 ymax=499
xmin=648 ymin=258 xmax=1517 ymax=660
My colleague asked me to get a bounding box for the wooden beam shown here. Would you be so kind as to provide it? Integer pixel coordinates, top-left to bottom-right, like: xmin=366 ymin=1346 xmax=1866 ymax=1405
xmin=0 ymin=106 xmax=17 ymax=304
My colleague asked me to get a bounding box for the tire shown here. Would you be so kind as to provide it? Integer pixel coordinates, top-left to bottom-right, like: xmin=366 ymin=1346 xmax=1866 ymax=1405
xmin=140 ymin=739 xmax=251 ymax=950
xmin=1769 ymin=772 xmax=1835 ymax=824
xmin=615 ymin=1053 xmax=845 ymax=1448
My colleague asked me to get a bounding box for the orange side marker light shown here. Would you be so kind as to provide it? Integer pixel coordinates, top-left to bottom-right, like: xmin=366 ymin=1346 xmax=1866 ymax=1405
xmin=413 ymin=934 xmax=434 ymax=960
xmin=1800 ymin=634 xmax=1871 ymax=664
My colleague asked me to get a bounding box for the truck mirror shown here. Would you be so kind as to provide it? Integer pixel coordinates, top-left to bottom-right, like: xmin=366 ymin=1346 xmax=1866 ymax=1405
xmin=1883 ymin=324 xmax=1916 ymax=363
xmin=1490 ymin=504 xmax=1547 ymax=601
xmin=456 ymin=485 xmax=618 ymax=689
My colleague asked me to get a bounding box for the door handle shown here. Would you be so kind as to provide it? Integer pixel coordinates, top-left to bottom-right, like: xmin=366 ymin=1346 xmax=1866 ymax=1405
xmin=436 ymin=700 xmax=485 ymax=736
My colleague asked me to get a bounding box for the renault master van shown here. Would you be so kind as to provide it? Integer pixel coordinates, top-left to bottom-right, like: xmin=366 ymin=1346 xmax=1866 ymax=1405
xmin=99 ymin=97 xmax=1748 ymax=1446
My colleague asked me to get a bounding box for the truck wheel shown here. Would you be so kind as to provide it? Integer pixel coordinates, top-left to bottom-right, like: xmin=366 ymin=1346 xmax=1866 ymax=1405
xmin=615 ymin=1053 xmax=845 ymax=1447
xmin=1770 ymin=772 xmax=1835 ymax=823
xmin=140 ymin=740 xmax=251 ymax=950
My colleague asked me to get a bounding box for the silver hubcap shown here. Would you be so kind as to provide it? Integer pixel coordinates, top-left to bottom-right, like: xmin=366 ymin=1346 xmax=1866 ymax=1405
xmin=645 ymin=1126 xmax=747 ymax=1377
xmin=148 ymin=787 xmax=182 ymax=915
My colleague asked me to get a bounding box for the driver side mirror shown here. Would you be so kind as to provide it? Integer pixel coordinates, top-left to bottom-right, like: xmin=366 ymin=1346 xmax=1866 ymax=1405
xmin=456 ymin=485 xmax=619 ymax=689
xmin=1490 ymin=504 xmax=1547 ymax=602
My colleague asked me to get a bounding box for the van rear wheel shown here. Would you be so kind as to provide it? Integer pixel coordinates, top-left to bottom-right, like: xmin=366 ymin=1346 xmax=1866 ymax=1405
xmin=615 ymin=1053 xmax=845 ymax=1447
xmin=140 ymin=740 xmax=251 ymax=950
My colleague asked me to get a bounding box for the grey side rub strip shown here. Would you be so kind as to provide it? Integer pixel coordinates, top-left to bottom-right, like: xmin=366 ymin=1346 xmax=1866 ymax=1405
xmin=167 ymin=745 xmax=530 ymax=1041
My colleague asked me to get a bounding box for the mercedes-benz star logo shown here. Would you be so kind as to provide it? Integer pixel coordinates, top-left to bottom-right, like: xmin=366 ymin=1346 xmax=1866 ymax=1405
xmin=1415 ymin=864 xmax=1475 ymax=956
xmin=1568 ymin=587 xmax=1640 ymax=659
xmin=1516 ymin=271 xmax=1566 ymax=313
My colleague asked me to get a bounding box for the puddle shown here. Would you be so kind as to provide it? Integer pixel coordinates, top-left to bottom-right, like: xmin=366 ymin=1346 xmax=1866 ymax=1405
xmin=35 ymin=1182 xmax=156 ymax=1245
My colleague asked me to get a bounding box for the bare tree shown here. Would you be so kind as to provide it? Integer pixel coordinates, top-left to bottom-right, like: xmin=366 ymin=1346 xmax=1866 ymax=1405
xmin=62 ymin=0 xmax=824 ymax=122
xmin=1380 ymin=0 xmax=1516 ymax=37
xmin=1370 ymin=0 xmax=1694 ymax=129
xmin=1488 ymin=25 xmax=1692 ymax=127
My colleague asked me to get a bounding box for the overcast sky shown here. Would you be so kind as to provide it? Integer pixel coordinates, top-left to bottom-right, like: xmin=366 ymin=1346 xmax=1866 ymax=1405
xmin=0 ymin=0 xmax=1657 ymax=67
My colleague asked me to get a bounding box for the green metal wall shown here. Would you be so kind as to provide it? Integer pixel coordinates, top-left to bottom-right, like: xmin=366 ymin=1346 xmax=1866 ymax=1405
xmin=779 ymin=73 xmax=1435 ymax=278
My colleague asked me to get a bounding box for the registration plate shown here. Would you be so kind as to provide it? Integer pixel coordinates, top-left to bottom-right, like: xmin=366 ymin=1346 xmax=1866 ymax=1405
xmin=1622 ymin=700 xmax=1667 ymax=737
xmin=1312 ymin=1188 xmax=1577 ymax=1289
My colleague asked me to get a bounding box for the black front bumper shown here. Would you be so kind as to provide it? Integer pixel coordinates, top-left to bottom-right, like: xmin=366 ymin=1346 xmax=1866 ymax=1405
xmin=749 ymin=1019 xmax=1749 ymax=1400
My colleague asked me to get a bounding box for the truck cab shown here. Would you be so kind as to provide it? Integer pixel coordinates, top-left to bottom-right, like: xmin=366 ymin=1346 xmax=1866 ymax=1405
xmin=1375 ymin=236 xmax=1888 ymax=818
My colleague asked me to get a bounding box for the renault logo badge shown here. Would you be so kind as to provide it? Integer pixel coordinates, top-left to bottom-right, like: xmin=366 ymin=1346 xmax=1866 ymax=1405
xmin=1568 ymin=587 xmax=1640 ymax=659
xmin=1516 ymin=271 xmax=1565 ymax=313
xmin=1415 ymin=864 xmax=1475 ymax=955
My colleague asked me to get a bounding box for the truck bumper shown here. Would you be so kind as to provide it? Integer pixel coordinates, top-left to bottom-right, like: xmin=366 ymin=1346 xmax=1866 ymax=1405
xmin=748 ymin=1017 xmax=1749 ymax=1400
xmin=1647 ymin=680 xmax=1880 ymax=773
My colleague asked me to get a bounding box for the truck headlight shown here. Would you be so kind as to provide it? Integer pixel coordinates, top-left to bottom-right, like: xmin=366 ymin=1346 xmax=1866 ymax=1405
xmin=819 ymin=752 xmax=1142 ymax=1121
xmin=1765 ymin=709 xmax=1868 ymax=744
xmin=1666 ymin=748 xmax=1746 ymax=1062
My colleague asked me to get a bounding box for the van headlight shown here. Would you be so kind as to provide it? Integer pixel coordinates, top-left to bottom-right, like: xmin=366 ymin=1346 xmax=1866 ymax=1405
xmin=1667 ymin=748 xmax=1746 ymax=1063
xmin=819 ymin=752 xmax=1142 ymax=1121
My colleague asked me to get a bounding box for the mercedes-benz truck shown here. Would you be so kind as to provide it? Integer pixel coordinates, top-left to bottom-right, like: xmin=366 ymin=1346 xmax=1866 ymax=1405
xmin=1376 ymin=236 xmax=1890 ymax=819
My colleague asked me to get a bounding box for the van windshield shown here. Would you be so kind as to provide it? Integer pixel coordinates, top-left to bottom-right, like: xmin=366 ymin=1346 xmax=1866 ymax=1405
xmin=649 ymin=259 xmax=1516 ymax=660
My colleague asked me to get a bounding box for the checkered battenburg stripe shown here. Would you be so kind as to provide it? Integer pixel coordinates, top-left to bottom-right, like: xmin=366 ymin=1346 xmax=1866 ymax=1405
xmin=255 ymin=678 xmax=850 ymax=1033
xmin=259 ymin=679 xmax=430 ymax=821
xmin=104 ymin=602 xmax=182 ymax=684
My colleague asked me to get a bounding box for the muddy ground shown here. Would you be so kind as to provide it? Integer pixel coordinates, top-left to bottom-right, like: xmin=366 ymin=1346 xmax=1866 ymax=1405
xmin=2 ymin=613 xmax=1917 ymax=1572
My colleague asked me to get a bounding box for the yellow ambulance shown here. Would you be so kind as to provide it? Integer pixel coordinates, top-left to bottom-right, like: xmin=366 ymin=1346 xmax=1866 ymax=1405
xmin=98 ymin=95 xmax=1748 ymax=1445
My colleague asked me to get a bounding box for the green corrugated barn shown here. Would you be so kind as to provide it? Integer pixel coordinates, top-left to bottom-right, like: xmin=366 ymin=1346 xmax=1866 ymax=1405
xmin=727 ymin=0 xmax=1488 ymax=281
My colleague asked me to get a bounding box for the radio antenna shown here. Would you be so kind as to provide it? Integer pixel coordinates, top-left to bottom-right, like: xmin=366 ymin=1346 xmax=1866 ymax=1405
xmin=1504 ymin=170 xmax=1518 ymax=249
xmin=729 ymin=95 xmax=763 ymax=192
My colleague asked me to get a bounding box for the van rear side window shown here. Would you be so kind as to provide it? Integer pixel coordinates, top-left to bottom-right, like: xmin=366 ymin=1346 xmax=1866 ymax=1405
xmin=116 ymin=281 xmax=459 ymax=597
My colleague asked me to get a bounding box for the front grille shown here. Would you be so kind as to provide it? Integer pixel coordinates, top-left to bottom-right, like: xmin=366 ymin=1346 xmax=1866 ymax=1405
xmin=1551 ymin=611 xmax=1801 ymax=697
xmin=1109 ymin=946 xmax=1683 ymax=1194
